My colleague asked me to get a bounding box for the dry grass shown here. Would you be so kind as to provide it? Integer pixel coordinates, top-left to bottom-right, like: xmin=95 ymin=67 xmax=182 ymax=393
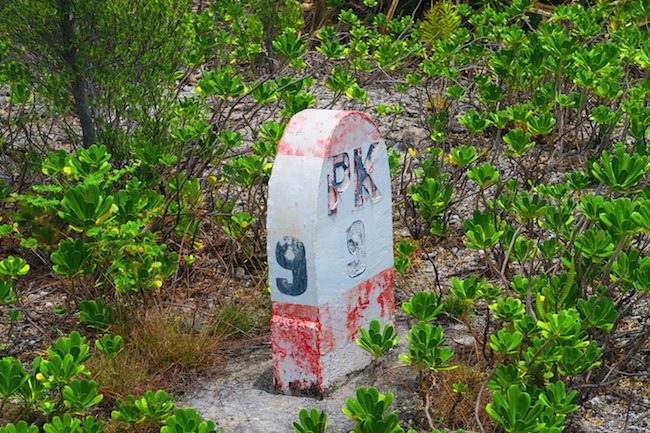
xmin=88 ymin=349 xmax=151 ymax=402
xmin=428 ymin=355 xmax=497 ymax=432
xmin=82 ymin=290 xmax=272 ymax=433
xmin=88 ymin=307 xmax=223 ymax=402
xmin=87 ymin=293 xmax=271 ymax=401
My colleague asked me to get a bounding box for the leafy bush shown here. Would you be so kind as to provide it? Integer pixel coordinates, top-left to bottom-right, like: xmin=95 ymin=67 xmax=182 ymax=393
xmin=0 ymin=0 xmax=191 ymax=154
xmin=6 ymin=145 xmax=177 ymax=301
xmin=0 ymin=331 xmax=215 ymax=432
xmin=1 ymin=1 xmax=648 ymax=432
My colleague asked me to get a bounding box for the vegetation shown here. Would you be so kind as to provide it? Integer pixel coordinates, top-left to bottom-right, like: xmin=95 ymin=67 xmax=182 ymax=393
xmin=1 ymin=0 xmax=648 ymax=432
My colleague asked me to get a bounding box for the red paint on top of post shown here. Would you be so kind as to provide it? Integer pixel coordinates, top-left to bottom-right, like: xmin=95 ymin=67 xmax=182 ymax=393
xmin=277 ymin=109 xmax=381 ymax=158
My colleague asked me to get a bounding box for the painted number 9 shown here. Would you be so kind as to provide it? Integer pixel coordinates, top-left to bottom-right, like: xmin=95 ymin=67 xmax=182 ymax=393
xmin=275 ymin=236 xmax=307 ymax=296
xmin=347 ymin=220 xmax=366 ymax=278
xmin=275 ymin=220 xmax=366 ymax=296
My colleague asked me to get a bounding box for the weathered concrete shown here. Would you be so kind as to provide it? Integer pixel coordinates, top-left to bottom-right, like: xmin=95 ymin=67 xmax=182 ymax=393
xmin=267 ymin=109 xmax=395 ymax=395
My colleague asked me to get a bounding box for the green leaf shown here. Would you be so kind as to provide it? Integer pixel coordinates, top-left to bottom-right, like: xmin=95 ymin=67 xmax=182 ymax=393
xmin=343 ymin=387 xmax=402 ymax=433
xmin=161 ymin=408 xmax=219 ymax=433
xmin=526 ymin=112 xmax=556 ymax=135
xmin=59 ymin=184 xmax=115 ymax=230
xmin=43 ymin=415 xmax=81 ymax=433
xmin=402 ymin=292 xmax=443 ymax=322
xmin=489 ymin=298 xmax=525 ymax=322
xmin=463 ymin=209 xmax=504 ymax=250
xmin=400 ymin=323 xmax=455 ymax=371
xmin=293 ymin=408 xmax=327 ymax=433
xmin=0 ymin=421 xmax=39 ymax=433
xmin=489 ymin=330 xmax=523 ymax=356
xmin=68 ymin=144 xmax=111 ymax=181
xmin=0 ymin=357 xmax=28 ymax=399
xmin=459 ymin=109 xmax=490 ymax=134
xmin=449 ymin=145 xmax=478 ymax=167
xmin=467 ymin=163 xmax=499 ymax=189
xmin=592 ymin=146 xmax=649 ymax=193
xmin=51 ymin=239 xmax=95 ymax=277
xmin=577 ymin=294 xmax=617 ymax=331
xmin=0 ymin=256 xmax=30 ymax=279
xmin=62 ymin=379 xmax=103 ymax=412
xmin=356 ymin=320 xmax=399 ymax=359
xmin=486 ymin=385 xmax=545 ymax=433
xmin=503 ymin=129 xmax=535 ymax=157
xmin=95 ymin=334 xmax=124 ymax=357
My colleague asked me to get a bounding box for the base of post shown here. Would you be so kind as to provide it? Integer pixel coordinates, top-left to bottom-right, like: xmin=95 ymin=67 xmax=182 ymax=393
xmin=271 ymin=268 xmax=395 ymax=396
xmin=270 ymin=303 xmax=324 ymax=396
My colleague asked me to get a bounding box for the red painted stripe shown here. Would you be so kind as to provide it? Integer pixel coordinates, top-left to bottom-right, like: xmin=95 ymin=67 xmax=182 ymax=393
xmin=271 ymin=302 xmax=319 ymax=322
xmin=270 ymin=301 xmax=322 ymax=393
xmin=345 ymin=268 xmax=395 ymax=341
xmin=271 ymin=267 xmax=395 ymax=393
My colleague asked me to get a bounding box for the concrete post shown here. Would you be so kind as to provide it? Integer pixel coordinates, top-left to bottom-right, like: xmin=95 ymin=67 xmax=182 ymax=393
xmin=268 ymin=109 xmax=395 ymax=396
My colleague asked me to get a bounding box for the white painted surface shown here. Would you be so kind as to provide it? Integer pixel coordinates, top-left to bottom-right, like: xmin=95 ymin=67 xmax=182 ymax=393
xmin=267 ymin=109 xmax=394 ymax=394
xmin=314 ymin=140 xmax=393 ymax=305
xmin=267 ymin=155 xmax=321 ymax=306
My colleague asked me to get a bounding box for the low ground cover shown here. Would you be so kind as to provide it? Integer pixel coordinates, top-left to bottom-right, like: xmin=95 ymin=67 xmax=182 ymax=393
xmin=1 ymin=0 xmax=648 ymax=432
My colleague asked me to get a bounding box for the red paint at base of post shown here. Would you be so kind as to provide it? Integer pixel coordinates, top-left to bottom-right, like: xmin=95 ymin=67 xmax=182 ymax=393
xmin=270 ymin=304 xmax=323 ymax=395
xmin=270 ymin=268 xmax=394 ymax=395
xmin=345 ymin=268 xmax=395 ymax=340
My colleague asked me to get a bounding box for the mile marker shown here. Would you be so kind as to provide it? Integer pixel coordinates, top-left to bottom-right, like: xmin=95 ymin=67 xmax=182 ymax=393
xmin=267 ymin=109 xmax=395 ymax=396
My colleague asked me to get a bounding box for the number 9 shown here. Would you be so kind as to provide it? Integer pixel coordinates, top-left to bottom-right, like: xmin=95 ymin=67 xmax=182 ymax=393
xmin=347 ymin=220 xmax=366 ymax=278
xmin=275 ymin=236 xmax=308 ymax=296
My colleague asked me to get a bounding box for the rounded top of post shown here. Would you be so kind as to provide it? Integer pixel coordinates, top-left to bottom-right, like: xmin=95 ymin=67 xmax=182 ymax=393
xmin=277 ymin=109 xmax=382 ymax=158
